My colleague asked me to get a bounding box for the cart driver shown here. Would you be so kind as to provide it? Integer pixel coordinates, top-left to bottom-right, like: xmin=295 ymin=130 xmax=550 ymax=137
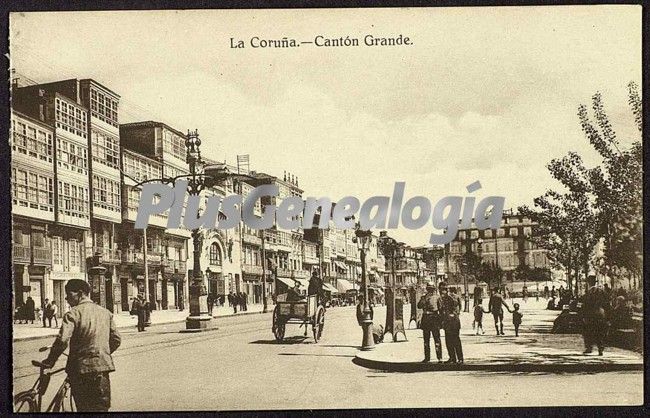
xmin=308 ymin=269 xmax=324 ymax=306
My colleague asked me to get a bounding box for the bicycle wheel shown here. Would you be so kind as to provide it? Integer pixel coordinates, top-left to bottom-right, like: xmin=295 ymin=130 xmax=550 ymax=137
xmin=48 ymin=381 xmax=75 ymax=412
xmin=14 ymin=392 xmax=37 ymax=412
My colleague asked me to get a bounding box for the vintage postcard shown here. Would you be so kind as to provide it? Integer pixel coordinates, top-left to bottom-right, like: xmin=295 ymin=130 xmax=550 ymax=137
xmin=8 ymin=6 xmax=643 ymax=412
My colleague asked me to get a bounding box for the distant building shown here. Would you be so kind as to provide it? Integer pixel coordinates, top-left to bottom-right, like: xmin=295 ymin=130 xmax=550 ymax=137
xmin=443 ymin=209 xmax=551 ymax=286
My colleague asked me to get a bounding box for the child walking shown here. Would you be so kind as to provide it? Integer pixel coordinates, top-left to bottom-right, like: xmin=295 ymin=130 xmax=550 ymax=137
xmin=473 ymin=299 xmax=487 ymax=335
xmin=511 ymin=303 xmax=523 ymax=337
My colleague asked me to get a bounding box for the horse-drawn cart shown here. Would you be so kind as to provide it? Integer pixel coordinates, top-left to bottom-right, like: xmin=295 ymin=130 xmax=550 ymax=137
xmin=272 ymin=295 xmax=325 ymax=342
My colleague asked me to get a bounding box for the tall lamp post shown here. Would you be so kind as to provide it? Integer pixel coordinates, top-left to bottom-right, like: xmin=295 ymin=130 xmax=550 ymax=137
xmin=181 ymin=130 xmax=255 ymax=331
xmin=183 ymin=130 xmax=212 ymax=331
xmin=353 ymin=223 xmax=374 ymax=350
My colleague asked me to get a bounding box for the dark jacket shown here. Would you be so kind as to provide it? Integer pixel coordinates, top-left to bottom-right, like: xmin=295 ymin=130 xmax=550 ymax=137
xmin=24 ymin=297 xmax=36 ymax=320
xmin=439 ymin=294 xmax=461 ymax=331
xmin=46 ymin=299 xmax=121 ymax=375
xmin=488 ymin=293 xmax=509 ymax=314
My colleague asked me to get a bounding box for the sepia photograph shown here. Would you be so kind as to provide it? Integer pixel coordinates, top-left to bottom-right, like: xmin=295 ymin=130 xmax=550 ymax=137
xmin=7 ymin=5 xmax=644 ymax=412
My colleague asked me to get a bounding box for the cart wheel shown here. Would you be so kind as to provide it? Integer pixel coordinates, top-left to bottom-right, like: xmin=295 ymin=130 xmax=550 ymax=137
xmin=313 ymin=307 xmax=325 ymax=343
xmin=274 ymin=322 xmax=285 ymax=342
xmin=272 ymin=307 xmax=285 ymax=342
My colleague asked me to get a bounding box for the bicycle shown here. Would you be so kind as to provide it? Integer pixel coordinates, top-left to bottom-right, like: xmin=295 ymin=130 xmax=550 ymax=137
xmin=13 ymin=346 xmax=75 ymax=412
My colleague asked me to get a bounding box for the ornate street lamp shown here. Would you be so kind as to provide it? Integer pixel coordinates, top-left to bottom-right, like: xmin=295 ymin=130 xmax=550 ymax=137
xmin=353 ymin=223 xmax=374 ymax=350
xmin=122 ymin=129 xmax=256 ymax=332
xmin=377 ymin=231 xmax=407 ymax=342
xmin=182 ymin=130 xmax=256 ymax=330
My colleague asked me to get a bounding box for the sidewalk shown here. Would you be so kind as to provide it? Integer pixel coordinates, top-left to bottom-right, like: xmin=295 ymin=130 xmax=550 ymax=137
xmin=13 ymin=303 xmax=266 ymax=342
xmin=355 ymin=298 xmax=643 ymax=373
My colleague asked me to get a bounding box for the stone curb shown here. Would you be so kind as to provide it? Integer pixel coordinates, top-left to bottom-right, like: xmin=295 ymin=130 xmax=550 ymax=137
xmin=13 ymin=309 xmax=269 ymax=342
xmin=352 ymin=355 xmax=643 ymax=373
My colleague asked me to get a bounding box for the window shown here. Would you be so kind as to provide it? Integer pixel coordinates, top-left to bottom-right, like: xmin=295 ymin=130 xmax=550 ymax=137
xmin=162 ymin=130 xmax=186 ymax=161
xmin=497 ymin=228 xmax=505 ymax=237
xmin=57 ymin=138 xmax=88 ymax=175
xmin=69 ymin=239 xmax=79 ymax=267
xmin=89 ymin=88 xmax=119 ymax=127
xmin=52 ymin=236 xmax=63 ymax=265
xmin=484 ymin=229 xmax=492 ymax=238
xmin=458 ymin=231 xmax=466 ymax=240
xmin=11 ymin=167 xmax=54 ymax=212
xmin=32 ymin=231 xmax=45 ymax=247
xmin=124 ymin=152 xmax=161 ymax=183
xmin=127 ymin=187 xmax=141 ymax=210
xmin=12 ymin=118 xmax=53 ymax=162
xmin=209 ymin=243 xmax=222 ymax=265
xmin=510 ymin=228 xmax=518 ymax=237
xmin=55 ymin=98 xmax=87 ymax=138
xmin=92 ymin=175 xmax=120 ymax=213
xmin=57 ymin=180 xmax=89 ymax=219
xmin=523 ymin=227 xmax=532 ymax=236
xmin=91 ymin=130 xmax=120 ymax=169
xmin=470 ymin=230 xmax=479 ymax=239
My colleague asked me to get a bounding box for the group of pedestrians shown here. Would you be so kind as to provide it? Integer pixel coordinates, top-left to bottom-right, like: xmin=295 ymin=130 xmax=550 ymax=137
xmin=14 ymin=296 xmax=36 ymax=324
xmin=41 ymin=298 xmax=60 ymax=328
xmin=227 ymin=291 xmax=248 ymax=314
xmin=417 ymin=281 xmax=464 ymax=364
xmin=130 ymin=294 xmax=151 ymax=332
xmin=476 ymin=287 xmax=523 ymax=336
xmin=14 ymin=297 xmax=61 ymax=327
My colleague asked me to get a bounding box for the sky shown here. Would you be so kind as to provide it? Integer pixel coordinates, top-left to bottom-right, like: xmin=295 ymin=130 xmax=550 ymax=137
xmin=9 ymin=6 xmax=642 ymax=246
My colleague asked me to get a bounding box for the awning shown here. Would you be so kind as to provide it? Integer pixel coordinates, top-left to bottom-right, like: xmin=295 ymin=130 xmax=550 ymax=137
xmin=323 ymin=283 xmax=338 ymax=294
xmin=356 ymin=266 xmax=362 ymax=275
xmin=334 ymin=261 xmax=347 ymax=271
xmin=276 ymin=277 xmax=295 ymax=288
xmin=336 ymin=279 xmax=353 ymax=293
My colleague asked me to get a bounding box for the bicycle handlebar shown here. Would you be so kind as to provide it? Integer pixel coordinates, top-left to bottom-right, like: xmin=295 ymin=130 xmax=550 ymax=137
xmin=32 ymin=360 xmax=47 ymax=368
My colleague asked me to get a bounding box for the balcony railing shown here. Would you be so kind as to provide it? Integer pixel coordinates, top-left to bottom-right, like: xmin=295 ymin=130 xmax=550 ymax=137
xmin=242 ymin=264 xmax=263 ymax=275
xmin=293 ymin=270 xmax=310 ymax=279
xmin=242 ymin=233 xmax=262 ymax=246
xmin=278 ymin=267 xmax=296 ymax=277
xmin=121 ymin=250 xmax=162 ymax=265
xmin=13 ymin=244 xmax=31 ymax=263
xmin=93 ymin=247 xmax=121 ymax=264
xmin=146 ymin=252 xmax=162 ymax=264
xmin=32 ymin=247 xmax=52 ymax=265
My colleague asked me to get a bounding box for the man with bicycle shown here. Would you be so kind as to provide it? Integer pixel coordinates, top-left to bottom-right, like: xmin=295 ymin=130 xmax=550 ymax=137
xmin=40 ymin=279 xmax=121 ymax=412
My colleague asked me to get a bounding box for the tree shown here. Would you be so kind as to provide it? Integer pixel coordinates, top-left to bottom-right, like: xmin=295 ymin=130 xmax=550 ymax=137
xmin=581 ymin=83 xmax=643 ymax=286
xmin=519 ymin=82 xmax=642 ymax=293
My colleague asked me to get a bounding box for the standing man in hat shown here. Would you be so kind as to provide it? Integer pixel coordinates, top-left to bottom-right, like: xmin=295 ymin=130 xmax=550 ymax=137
xmin=582 ymin=280 xmax=609 ymax=355
xmin=439 ymin=282 xmax=464 ymax=364
xmin=40 ymin=279 xmax=121 ymax=412
xmin=417 ymin=282 xmax=443 ymax=363
xmin=488 ymin=287 xmax=511 ymax=335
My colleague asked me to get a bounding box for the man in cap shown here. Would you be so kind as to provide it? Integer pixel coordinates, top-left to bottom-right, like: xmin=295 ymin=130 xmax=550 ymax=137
xmin=438 ymin=281 xmax=464 ymax=364
xmin=417 ymin=281 xmax=443 ymax=363
xmin=40 ymin=279 xmax=121 ymax=412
